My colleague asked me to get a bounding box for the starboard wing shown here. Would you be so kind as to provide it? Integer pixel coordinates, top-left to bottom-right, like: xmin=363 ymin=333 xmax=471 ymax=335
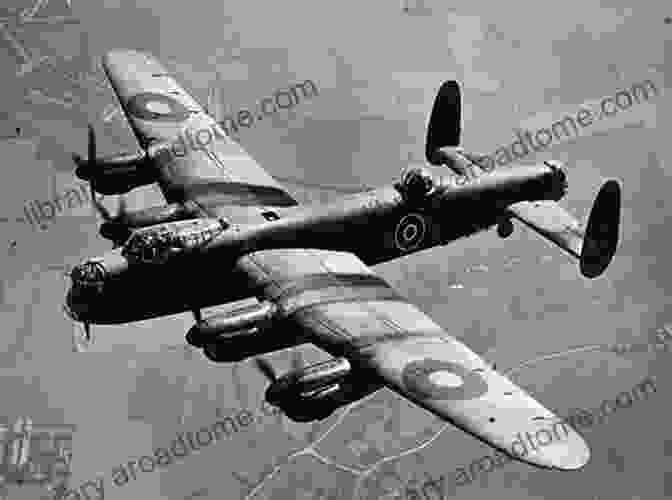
xmin=235 ymin=248 xmax=590 ymax=470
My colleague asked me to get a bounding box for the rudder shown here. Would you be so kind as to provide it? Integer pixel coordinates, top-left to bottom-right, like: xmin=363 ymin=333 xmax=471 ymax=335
xmin=580 ymin=179 xmax=622 ymax=278
xmin=425 ymin=80 xmax=461 ymax=164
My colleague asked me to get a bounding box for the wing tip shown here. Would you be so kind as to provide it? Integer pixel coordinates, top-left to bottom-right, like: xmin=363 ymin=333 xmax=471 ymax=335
xmin=515 ymin=430 xmax=591 ymax=471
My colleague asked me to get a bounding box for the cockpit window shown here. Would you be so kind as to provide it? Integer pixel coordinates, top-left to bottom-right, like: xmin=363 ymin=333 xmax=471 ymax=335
xmin=123 ymin=223 xmax=215 ymax=264
xmin=121 ymin=219 xmax=228 ymax=265
xmin=123 ymin=231 xmax=173 ymax=264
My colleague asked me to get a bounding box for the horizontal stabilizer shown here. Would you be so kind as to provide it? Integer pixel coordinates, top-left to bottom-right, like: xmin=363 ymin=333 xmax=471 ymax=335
xmin=505 ymin=179 xmax=621 ymax=278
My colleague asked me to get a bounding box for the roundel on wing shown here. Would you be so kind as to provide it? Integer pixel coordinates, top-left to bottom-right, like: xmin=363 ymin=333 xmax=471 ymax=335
xmin=401 ymin=359 xmax=488 ymax=400
xmin=125 ymin=92 xmax=192 ymax=122
xmin=394 ymin=213 xmax=426 ymax=252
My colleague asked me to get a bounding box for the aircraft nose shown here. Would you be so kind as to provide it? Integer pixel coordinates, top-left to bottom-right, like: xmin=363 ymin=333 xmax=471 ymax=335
xmin=71 ymin=249 xmax=129 ymax=282
xmin=65 ymin=249 xmax=130 ymax=321
xmin=70 ymin=260 xmax=106 ymax=290
xmin=66 ymin=261 xmax=107 ymax=322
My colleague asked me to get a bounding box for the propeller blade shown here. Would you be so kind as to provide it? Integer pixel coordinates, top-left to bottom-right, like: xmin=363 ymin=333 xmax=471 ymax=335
xmin=117 ymin=195 xmax=128 ymax=217
xmin=254 ymin=357 xmax=277 ymax=383
xmin=95 ymin=194 xmax=132 ymax=248
xmin=91 ymin=192 xmax=111 ymax=221
xmin=94 ymin=193 xmax=128 ymax=232
xmin=87 ymin=124 xmax=96 ymax=165
xmin=71 ymin=320 xmax=92 ymax=352
xmin=75 ymin=124 xmax=97 ymax=179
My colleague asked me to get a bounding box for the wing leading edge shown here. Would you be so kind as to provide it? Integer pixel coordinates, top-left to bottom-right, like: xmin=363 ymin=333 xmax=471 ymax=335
xmin=235 ymin=248 xmax=590 ymax=470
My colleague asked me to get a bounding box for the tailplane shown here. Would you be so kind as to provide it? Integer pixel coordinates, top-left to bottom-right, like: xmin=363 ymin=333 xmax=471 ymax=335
xmin=505 ymin=179 xmax=622 ymax=279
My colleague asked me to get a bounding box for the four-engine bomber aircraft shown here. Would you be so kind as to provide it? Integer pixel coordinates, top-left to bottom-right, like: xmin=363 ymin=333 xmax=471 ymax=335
xmin=65 ymin=50 xmax=622 ymax=471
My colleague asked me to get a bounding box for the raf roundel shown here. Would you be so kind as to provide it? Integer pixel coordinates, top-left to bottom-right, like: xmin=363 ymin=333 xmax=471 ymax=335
xmin=125 ymin=92 xmax=192 ymax=122
xmin=401 ymin=359 xmax=488 ymax=400
xmin=394 ymin=213 xmax=426 ymax=252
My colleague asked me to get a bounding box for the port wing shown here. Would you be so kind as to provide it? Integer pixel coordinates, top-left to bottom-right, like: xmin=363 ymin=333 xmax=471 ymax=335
xmin=101 ymin=49 xmax=297 ymax=221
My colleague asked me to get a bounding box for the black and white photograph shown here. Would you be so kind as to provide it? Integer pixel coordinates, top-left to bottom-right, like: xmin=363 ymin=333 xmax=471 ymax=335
xmin=0 ymin=1 xmax=669 ymax=499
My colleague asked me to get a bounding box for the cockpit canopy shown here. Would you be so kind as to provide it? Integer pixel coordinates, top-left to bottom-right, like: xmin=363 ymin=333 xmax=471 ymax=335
xmin=122 ymin=218 xmax=228 ymax=265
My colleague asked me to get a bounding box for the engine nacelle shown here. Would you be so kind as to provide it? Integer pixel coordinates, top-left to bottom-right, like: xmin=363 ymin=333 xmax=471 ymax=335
xmin=201 ymin=327 xmax=259 ymax=362
xmin=187 ymin=301 xmax=300 ymax=363
xmin=99 ymin=202 xmax=198 ymax=244
xmin=264 ymin=358 xmax=385 ymax=422
xmin=198 ymin=326 xmax=302 ymax=363
xmin=81 ymin=152 xmax=157 ymax=195
xmin=266 ymin=357 xmax=352 ymax=405
xmin=190 ymin=301 xmax=278 ymax=340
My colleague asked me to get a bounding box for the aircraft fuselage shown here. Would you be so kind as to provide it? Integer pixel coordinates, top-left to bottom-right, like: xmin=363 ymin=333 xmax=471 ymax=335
xmin=65 ymin=162 xmax=566 ymax=324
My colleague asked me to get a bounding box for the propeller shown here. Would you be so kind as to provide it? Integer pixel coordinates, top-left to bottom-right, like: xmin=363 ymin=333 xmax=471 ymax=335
xmin=91 ymin=191 xmax=111 ymax=220
xmin=92 ymin=193 xmax=129 ymax=247
xmin=254 ymin=348 xmax=306 ymax=382
xmin=73 ymin=124 xmax=135 ymax=247
xmin=254 ymin=352 xmax=308 ymax=411
xmin=254 ymin=357 xmax=278 ymax=383
xmin=92 ymin=192 xmax=127 ymax=222
xmin=73 ymin=124 xmax=97 ymax=180
xmin=67 ymin=312 xmax=93 ymax=352
xmin=74 ymin=124 xmax=109 ymax=230
xmin=254 ymin=351 xmax=305 ymax=384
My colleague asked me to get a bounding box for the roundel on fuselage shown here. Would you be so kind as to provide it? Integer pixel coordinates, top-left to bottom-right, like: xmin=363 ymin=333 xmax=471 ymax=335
xmin=394 ymin=213 xmax=427 ymax=252
xmin=401 ymin=358 xmax=488 ymax=400
xmin=125 ymin=92 xmax=192 ymax=122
